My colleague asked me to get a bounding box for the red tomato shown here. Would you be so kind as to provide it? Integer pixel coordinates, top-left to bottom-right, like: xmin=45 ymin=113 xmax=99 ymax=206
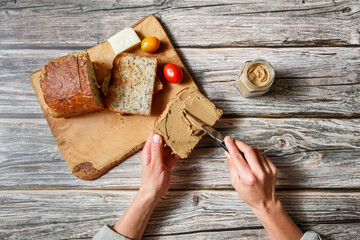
xmin=163 ymin=64 xmax=183 ymax=83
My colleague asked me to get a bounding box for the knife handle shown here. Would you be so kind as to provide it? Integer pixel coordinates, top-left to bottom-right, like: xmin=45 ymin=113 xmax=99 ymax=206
xmin=218 ymin=139 xmax=228 ymax=152
xmin=218 ymin=139 xmax=247 ymax=161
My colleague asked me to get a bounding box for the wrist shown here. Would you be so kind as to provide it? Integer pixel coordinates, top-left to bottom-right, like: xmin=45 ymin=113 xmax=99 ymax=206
xmin=251 ymin=197 xmax=283 ymax=218
xmin=250 ymin=197 xmax=304 ymax=240
xmin=138 ymin=187 xmax=162 ymax=203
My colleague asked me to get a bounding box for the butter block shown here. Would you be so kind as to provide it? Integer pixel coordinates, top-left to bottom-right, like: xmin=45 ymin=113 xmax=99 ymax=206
xmin=154 ymin=87 xmax=223 ymax=158
xmin=108 ymin=28 xmax=141 ymax=55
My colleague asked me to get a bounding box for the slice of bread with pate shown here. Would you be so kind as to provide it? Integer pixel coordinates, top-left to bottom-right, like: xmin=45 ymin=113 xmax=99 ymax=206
xmin=154 ymin=87 xmax=223 ymax=158
xmin=106 ymin=53 xmax=157 ymax=116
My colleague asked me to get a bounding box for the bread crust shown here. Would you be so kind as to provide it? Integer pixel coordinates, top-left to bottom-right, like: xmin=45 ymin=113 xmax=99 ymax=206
xmin=40 ymin=51 xmax=104 ymax=118
xmin=106 ymin=53 xmax=157 ymax=116
xmin=153 ymin=76 xmax=164 ymax=95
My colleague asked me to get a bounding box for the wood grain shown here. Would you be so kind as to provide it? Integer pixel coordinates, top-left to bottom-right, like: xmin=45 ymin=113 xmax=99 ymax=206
xmin=0 ymin=190 xmax=359 ymax=239
xmin=144 ymin=223 xmax=360 ymax=240
xmin=1 ymin=47 xmax=359 ymax=117
xmin=1 ymin=118 xmax=359 ymax=189
xmin=0 ymin=0 xmax=359 ymax=48
xmin=1 ymin=0 xmax=360 ymax=238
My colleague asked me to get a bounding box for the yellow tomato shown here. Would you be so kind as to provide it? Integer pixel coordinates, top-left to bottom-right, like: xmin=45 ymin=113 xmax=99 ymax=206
xmin=141 ymin=37 xmax=160 ymax=53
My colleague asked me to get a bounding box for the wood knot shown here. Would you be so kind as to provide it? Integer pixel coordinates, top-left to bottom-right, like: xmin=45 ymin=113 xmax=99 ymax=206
xmin=72 ymin=162 xmax=100 ymax=180
xmin=342 ymin=7 xmax=351 ymax=13
xmin=192 ymin=195 xmax=200 ymax=206
xmin=276 ymin=139 xmax=286 ymax=148
xmin=270 ymin=134 xmax=311 ymax=154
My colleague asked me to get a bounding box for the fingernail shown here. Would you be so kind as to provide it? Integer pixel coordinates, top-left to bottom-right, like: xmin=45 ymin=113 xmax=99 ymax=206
xmin=153 ymin=134 xmax=161 ymax=143
xmin=224 ymin=136 xmax=231 ymax=142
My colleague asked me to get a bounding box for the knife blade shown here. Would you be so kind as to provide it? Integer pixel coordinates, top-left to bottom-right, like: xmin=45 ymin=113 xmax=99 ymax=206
xmin=182 ymin=109 xmax=228 ymax=152
xmin=182 ymin=109 xmax=247 ymax=161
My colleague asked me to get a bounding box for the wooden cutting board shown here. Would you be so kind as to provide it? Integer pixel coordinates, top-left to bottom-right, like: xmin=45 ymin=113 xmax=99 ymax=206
xmin=30 ymin=15 xmax=197 ymax=180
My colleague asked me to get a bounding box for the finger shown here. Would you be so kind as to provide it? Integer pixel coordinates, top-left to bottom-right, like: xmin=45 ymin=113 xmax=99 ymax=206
xmin=254 ymin=148 xmax=269 ymax=174
xmin=151 ymin=133 xmax=164 ymax=166
xmin=263 ymin=154 xmax=278 ymax=177
xmin=225 ymin=151 xmax=240 ymax=185
xmin=234 ymin=140 xmax=263 ymax=173
xmin=259 ymin=151 xmax=271 ymax=174
xmin=224 ymin=136 xmax=251 ymax=176
xmin=163 ymin=145 xmax=172 ymax=158
xmin=164 ymin=145 xmax=180 ymax=168
xmin=141 ymin=131 xmax=155 ymax=166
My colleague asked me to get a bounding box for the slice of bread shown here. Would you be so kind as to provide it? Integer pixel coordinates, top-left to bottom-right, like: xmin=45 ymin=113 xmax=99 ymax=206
xmin=101 ymin=69 xmax=112 ymax=96
xmin=78 ymin=51 xmax=103 ymax=107
xmin=106 ymin=53 xmax=157 ymax=116
xmin=40 ymin=51 xmax=104 ymax=118
xmin=103 ymin=71 xmax=163 ymax=96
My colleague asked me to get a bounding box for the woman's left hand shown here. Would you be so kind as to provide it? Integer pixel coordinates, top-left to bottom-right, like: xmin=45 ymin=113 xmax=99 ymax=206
xmin=139 ymin=131 xmax=180 ymax=200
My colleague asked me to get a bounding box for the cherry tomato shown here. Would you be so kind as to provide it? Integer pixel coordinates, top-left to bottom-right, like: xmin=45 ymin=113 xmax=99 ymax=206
xmin=141 ymin=37 xmax=160 ymax=53
xmin=163 ymin=64 xmax=183 ymax=84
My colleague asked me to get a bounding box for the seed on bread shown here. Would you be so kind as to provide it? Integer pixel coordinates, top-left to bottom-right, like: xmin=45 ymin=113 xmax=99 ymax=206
xmin=106 ymin=53 xmax=157 ymax=116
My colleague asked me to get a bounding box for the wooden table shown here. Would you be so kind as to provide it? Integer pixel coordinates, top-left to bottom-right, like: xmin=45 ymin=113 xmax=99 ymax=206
xmin=1 ymin=1 xmax=359 ymax=239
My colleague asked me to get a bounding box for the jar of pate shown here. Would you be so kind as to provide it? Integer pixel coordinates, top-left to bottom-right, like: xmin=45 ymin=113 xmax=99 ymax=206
xmin=235 ymin=59 xmax=275 ymax=98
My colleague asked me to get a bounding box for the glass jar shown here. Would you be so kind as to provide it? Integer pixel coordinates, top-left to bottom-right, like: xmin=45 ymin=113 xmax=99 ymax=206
xmin=235 ymin=59 xmax=275 ymax=98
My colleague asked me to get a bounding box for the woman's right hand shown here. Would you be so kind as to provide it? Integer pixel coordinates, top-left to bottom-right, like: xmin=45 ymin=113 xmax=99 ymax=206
xmin=224 ymin=136 xmax=278 ymax=212
xmin=224 ymin=136 xmax=304 ymax=240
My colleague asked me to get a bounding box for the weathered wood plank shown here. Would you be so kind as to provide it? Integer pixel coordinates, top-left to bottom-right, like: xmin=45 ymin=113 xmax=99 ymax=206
xmin=1 ymin=118 xmax=359 ymax=189
xmin=185 ymin=47 xmax=360 ymax=116
xmin=144 ymin=223 xmax=360 ymax=240
xmin=1 ymin=47 xmax=359 ymax=117
xmin=0 ymin=0 xmax=359 ymax=47
xmin=1 ymin=1 xmax=359 ymax=239
xmin=0 ymin=190 xmax=359 ymax=239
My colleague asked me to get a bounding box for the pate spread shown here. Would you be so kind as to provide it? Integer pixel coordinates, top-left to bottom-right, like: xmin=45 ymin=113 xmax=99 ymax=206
xmin=154 ymin=87 xmax=223 ymax=158
xmin=247 ymin=63 xmax=271 ymax=87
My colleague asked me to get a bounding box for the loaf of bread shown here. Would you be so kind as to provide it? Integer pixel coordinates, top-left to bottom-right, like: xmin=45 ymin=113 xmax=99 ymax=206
xmin=40 ymin=51 xmax=104 ymax=118
xmin=106 ymin=53 xmax=157 ymax=116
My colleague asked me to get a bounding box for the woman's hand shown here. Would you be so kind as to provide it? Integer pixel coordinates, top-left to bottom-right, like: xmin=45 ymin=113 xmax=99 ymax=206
xmin=224 ymin=136 xmax=278 ymax=212
xmin=224 ymin=136 xmax=303 ymax=240
xmin=139 ymin=131 xmax=180 ymax=200
xmin=113 ymin=131 xmax=180 ymax=239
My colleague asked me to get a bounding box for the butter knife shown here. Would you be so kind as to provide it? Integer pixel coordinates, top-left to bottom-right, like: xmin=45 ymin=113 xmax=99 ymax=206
xmin=182 ymin=109 xmax=228 ymax=152
xmin=182 ymin=109 xmax=247 ymax=161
